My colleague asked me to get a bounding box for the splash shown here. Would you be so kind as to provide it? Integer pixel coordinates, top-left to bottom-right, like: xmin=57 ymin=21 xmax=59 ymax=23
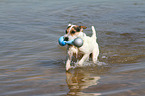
xmin=70 ymin=60 xmax=107 ymax=69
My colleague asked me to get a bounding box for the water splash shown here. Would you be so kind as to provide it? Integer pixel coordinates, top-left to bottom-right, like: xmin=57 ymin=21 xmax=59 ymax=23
xmin=70 ymin=60 xmax=107 ymax=69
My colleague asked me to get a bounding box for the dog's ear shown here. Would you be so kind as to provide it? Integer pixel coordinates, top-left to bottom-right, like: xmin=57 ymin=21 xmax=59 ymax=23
xmin=79 ymin=26 xmax=87 ymax=32
xmin=79 ymin=26 xmax=87 ymax=29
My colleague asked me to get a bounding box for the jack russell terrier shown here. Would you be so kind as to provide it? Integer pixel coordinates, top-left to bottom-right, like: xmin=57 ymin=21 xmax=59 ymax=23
xmin=64 ymin=24 xmax=99 ymax=71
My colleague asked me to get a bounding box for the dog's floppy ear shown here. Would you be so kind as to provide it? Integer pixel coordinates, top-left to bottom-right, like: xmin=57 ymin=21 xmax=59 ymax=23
xmin=79 ymin=26 xmax=87 ymax=29
xmin=79 ymin=26 xmax=87 ymax=32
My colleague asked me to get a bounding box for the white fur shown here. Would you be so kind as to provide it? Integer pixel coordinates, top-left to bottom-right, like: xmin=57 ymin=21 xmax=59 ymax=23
xmin=65 ymin=25 xmax=99 ymax=71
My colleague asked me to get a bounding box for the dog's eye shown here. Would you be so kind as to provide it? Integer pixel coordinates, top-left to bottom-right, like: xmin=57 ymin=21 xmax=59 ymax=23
xmin=71 ymin=31 xmax=75 ymax=34
xmin=76 ymin=27 xmax=80 ymax=32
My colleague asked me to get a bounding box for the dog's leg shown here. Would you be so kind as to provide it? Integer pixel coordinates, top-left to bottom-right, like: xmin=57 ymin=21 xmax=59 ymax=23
xmin=66 ymin=59 xmax=71 ymax=71
xmin=66 ymin=51 xmax=73 ymax=71
xmin=78 ymin=54 xmax=90 ymax=66
xmin=92 ymin=45 xmax=99 ymax=63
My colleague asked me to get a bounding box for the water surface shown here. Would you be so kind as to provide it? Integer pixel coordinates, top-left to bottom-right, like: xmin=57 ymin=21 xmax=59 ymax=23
xmin=0 ymin=0 xmax=145 ymax=96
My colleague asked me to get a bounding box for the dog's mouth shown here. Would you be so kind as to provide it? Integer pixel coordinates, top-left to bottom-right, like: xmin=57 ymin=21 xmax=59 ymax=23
xmin=64 ymin=37 xmax=69 ymax=41
xmin=64 ymin=35 xmax=78 ymax=41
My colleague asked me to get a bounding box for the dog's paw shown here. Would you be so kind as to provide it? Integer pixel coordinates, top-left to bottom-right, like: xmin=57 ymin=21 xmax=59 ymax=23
xmin=66 ymin=65 xmax=71 ymax=71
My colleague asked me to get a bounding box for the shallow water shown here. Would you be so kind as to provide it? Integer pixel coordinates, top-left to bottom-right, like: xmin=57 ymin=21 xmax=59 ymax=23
xmin=0 ymin=0 xmax=145 ymax=96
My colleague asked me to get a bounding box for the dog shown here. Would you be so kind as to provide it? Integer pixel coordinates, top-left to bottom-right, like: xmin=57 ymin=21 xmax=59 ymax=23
xmin=64 ymin=24 xmax=99 ymax=71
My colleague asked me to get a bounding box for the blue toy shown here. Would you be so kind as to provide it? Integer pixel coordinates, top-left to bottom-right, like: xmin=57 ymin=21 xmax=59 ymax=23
xmin=58 ymin=36 xmax=83 ymax=47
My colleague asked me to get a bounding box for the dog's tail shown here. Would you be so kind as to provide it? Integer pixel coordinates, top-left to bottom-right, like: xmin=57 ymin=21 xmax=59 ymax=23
xmin=91 ymin=26 xmax=97 ymax=40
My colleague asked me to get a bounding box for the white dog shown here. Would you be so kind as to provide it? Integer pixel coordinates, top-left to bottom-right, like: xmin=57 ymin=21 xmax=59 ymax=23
xmin=64 ymin=24 xmax=99 ymax=71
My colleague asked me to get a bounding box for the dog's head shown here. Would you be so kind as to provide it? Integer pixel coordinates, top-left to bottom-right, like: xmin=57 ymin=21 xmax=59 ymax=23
xmin=64 ymin=24 xmax=87 ymax=41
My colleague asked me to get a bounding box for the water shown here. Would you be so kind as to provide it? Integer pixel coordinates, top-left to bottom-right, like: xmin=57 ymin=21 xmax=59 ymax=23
xmin=0 ymin=0 xmax=145 ymax=96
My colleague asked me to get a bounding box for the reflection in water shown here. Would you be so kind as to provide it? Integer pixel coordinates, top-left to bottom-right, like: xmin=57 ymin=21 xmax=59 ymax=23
xmin=66 ymin=68 xmax=101 ymax=96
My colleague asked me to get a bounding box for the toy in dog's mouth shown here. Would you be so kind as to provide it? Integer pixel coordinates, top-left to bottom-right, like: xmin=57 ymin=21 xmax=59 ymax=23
xmin=58 ymin=36 xmax=83 ymax=47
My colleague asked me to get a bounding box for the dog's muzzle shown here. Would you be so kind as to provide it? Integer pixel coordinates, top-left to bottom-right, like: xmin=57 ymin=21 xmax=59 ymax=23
xmin=64 ymin=37 xmax=69 ymax=41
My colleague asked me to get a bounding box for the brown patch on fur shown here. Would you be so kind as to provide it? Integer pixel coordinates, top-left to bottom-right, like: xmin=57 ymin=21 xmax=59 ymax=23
xmin=65 ymin=25 xmax=87 ymax=36
xmin=79 ymin=26 xmax=87 ymax=29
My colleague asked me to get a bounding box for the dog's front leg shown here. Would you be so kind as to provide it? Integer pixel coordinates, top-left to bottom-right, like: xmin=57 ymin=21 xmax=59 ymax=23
xmin=78 ymin=54 xmax=90 ymax=66
xmin=66 ymin=51 xmax=73 ymax=71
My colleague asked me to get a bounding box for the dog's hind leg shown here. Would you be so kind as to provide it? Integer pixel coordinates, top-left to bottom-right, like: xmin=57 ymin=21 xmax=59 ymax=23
xmin=92 ymin=45 xmax=99 ymax=64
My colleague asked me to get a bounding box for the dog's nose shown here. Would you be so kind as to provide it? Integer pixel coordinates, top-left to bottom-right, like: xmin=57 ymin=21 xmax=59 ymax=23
xmin=64 ymin=37 xmax=69 ymax=41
